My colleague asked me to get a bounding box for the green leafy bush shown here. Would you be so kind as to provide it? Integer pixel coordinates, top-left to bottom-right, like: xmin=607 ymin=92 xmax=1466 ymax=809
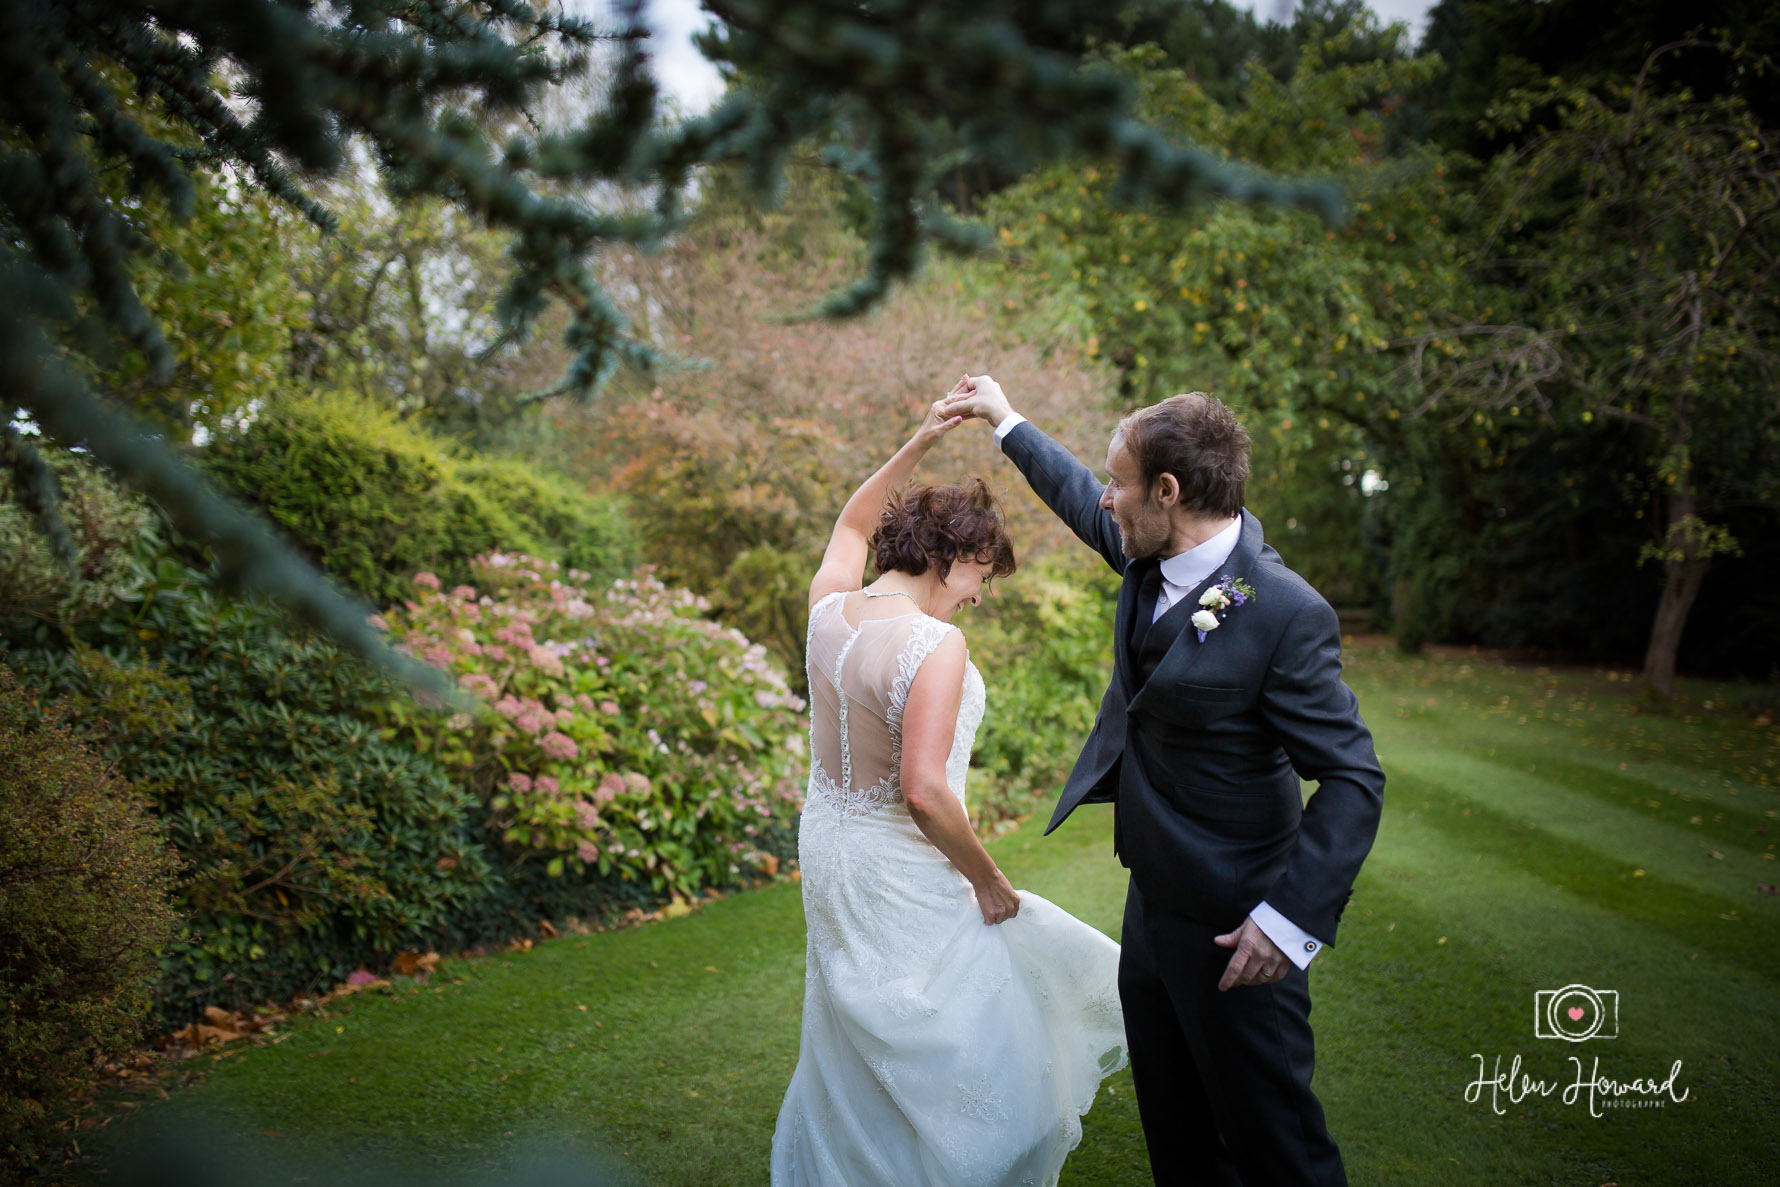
xmin=0 ymin=442 xmax=154 ymax=624
xmin=966 ymin=552 xmax=1120 ymax=832
xmin=375 ymin=557 xmax=807 ymax=898
xmin=0 ymin=667 xmax=182 ymax=1178
xmin=198 ymin=390 xmax=635 ymax=609
xmin=3 ymin=558 xmax=502 ymax=1022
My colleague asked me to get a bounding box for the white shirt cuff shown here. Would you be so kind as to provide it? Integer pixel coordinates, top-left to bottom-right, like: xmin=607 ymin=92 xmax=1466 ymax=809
xmin=1252 ymin=901 xmax=1326 ymax=970
xmin=992 ymin=411 xmax=1028 ymax=446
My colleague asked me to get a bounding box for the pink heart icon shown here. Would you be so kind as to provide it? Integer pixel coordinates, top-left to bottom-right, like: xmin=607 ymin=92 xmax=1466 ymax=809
xmin=1567 ymin=1006 xmax=1586 ymax=1022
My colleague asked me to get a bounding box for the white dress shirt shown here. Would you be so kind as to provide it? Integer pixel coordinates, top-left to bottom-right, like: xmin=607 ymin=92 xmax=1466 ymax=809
xmin=995 ymin=410 xmax=1326 ymax=970
xmin=1153 ymin=516 xmax=1240 ymax=618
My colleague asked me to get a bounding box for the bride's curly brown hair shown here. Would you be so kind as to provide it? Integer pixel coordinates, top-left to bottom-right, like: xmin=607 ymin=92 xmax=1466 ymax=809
xmin=870 ymin=479 xmax=1017 ymax=585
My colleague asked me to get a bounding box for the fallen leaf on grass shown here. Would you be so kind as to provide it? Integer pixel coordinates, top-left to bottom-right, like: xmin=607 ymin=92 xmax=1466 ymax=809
xmin=170 ymin=1022 xmax=245 ymax=1047
xmin=1757 ymin=884 xmax=1778 ymax=895
xmin=538 ymin=919 xmax=559 ymax=938
xmin=759 ymin=854 xmax=780 ymax=877
xmin=392 ymin=951 xmax=441 ymax=977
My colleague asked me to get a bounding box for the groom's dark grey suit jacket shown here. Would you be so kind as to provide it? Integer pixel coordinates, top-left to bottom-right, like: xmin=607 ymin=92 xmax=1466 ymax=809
xmin=1003 ymin=420 xmax=1385 ymax=947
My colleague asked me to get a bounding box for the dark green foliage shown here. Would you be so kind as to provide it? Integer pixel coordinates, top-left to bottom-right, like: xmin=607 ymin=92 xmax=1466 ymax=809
xmin=0 ymin=440 xmax=155 ymax=623
xmin=1419 ymin=0 xmax=1780 ymax=156
xmin=197 ymin=391 xmax=635 ymax=610
xmin=450 ymin=454 xmax=637 ymax=593
xmin=3 ymin=0 xmax=1339 ymax=689
xmin=967 ymin=553 xmax=1121 ymax=828
xmin=0 ymin=666 xmax=182 ymax=1179
xmin=2 ymin=561 xmax=502 ymax=1023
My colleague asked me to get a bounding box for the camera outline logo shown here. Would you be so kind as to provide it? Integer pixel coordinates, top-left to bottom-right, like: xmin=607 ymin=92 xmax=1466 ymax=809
xmin=1534 ymin=983 xmax=1619 ymax=1042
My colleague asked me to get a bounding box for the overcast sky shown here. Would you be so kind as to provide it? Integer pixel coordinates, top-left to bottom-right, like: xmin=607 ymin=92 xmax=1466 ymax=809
xmin=610 ymin=0 xmax=1438 ymax=115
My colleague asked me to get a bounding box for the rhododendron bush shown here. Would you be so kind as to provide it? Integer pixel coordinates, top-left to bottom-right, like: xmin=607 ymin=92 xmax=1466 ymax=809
xmin=376 ymin=555 xmax=807 ymax=898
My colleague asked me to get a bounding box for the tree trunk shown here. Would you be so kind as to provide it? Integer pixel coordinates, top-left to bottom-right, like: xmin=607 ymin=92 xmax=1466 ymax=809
xmin=1643 ymin=493 xmax=1710 ymax=697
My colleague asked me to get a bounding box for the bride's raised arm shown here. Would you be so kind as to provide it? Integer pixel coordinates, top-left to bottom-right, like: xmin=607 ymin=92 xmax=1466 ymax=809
xmin=807 ymin=380 xmax=969 ymax=609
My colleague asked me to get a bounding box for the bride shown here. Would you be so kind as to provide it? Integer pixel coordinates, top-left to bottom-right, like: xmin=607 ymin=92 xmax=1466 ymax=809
xmin=771 ymin=386 xmax=1128 ymax=1187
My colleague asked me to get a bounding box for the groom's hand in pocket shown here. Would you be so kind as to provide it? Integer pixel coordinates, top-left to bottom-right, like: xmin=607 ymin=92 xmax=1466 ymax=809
xmin=1213 ymin=916 xmax=1290 ymax=991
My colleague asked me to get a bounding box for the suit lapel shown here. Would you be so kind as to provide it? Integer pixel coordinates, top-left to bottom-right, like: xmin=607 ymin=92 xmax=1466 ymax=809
xmin=1112 ymin=558 xmax=1155 ymax=695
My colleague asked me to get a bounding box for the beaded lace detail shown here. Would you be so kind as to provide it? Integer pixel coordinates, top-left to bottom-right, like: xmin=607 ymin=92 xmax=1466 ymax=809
xmin=803 ymin=590 xmax=981 ymax=819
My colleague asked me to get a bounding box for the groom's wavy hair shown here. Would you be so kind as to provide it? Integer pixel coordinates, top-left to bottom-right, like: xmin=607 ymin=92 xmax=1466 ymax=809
xmin=1117 ymin=392 xmax=1250 ymax=518
xmin=871 ymin=479 xmax=1017 ymax=585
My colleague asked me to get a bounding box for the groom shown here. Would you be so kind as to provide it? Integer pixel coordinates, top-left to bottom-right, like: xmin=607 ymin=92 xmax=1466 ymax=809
xmin=943 ymin=379 xmax=1383 ymax=1185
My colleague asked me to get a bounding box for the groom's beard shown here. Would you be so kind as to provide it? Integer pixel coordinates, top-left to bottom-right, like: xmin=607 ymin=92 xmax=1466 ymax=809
xmin=1115 ymin=507 xmax=1171 ymax=560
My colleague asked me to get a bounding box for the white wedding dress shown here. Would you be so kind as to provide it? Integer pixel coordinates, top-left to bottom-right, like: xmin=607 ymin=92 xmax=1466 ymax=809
xmin=771 ymin=589 xmax=1128 ymax=1187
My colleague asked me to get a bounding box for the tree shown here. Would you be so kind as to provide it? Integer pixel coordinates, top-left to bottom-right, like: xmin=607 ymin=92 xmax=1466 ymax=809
xmin=981 ymin=30 xmax=1473 ymax=607
xmin=1405 ymin=47 xmax=1780 ymax=693
xmin=2 ymin=0 xmax=1342 ymax=686
xmin=547 ymin=170 xmax=1112 ymax=674
xmin=288 ymin=179 xmax=534 ymax=442
xmin=1419 ymin=0 xmax=1780 ymax=157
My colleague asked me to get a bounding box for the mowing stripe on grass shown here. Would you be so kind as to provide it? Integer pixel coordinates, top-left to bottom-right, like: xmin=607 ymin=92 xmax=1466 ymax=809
xmin=80 ymin=651 xmax=1780 ymax=1186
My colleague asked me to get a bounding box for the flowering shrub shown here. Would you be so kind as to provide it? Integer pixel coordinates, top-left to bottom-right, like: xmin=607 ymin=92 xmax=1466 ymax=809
xmin=377 ymin=556 xmax=807 ymax=898
xmin=2 ymin=557 xmax=500 ymax=1024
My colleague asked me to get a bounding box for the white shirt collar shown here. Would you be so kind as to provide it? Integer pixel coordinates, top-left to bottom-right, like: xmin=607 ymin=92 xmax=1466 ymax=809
xmin=1158 ymin=515 xmax=1241 ymax=593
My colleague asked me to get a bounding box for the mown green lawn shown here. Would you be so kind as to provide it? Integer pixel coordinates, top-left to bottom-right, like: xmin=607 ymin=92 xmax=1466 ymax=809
xmin=85 ymin=648 xmax=1780 ymax=1185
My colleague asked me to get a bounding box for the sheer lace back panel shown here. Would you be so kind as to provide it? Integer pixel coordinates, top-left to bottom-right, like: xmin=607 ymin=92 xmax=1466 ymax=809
xmin=805 ymin=589 xmax=974 ymax=818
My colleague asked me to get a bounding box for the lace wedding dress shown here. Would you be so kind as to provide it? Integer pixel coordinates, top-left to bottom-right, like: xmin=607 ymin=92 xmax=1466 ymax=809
xmin=771 ymin=589 xmax=1128 ymax=1187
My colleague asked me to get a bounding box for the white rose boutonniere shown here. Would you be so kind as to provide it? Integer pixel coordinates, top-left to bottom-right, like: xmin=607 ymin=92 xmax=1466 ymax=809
xmin=1192 ymin=574 xmax=1256 ymax=642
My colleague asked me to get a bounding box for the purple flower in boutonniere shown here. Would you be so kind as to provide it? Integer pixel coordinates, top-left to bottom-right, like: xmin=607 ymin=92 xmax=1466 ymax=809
xmin=1190 ymin=574 xmax=1256 ymax=642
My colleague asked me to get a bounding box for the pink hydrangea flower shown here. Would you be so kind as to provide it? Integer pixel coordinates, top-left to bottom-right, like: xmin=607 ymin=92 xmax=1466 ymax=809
xmin=574 ymin=801 xmax=600 ymax=828
xmin=458 ymin=672 xmax=499 ymax=699
xmin=623 ymin=772 xmax=651 ymax=796
xmin=596 ymin=772 xmax=625 ymax=804
xmin=541 ymin=731 xmax=579 ymax=760
xmin=451 ymin=585 xmax=477 ymax=600
xmin=366 ymin=613 xmax=389 ymax=632
xmin=576 ymin=841 xmax=599 ymax=863
xmin=508 ymin=772 xmax=534 ymax=793
xmin=414 ymin=572 xmax=441 ymax=590
xmin=534 ymin=775 xmax=560 ymax=795
xmin=599 ymin=700 xmax=620 ymax=716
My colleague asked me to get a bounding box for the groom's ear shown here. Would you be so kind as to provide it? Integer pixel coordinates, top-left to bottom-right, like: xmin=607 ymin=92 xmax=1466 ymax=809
xmin=1153 ymin=472 xmax=1181 ymax=508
